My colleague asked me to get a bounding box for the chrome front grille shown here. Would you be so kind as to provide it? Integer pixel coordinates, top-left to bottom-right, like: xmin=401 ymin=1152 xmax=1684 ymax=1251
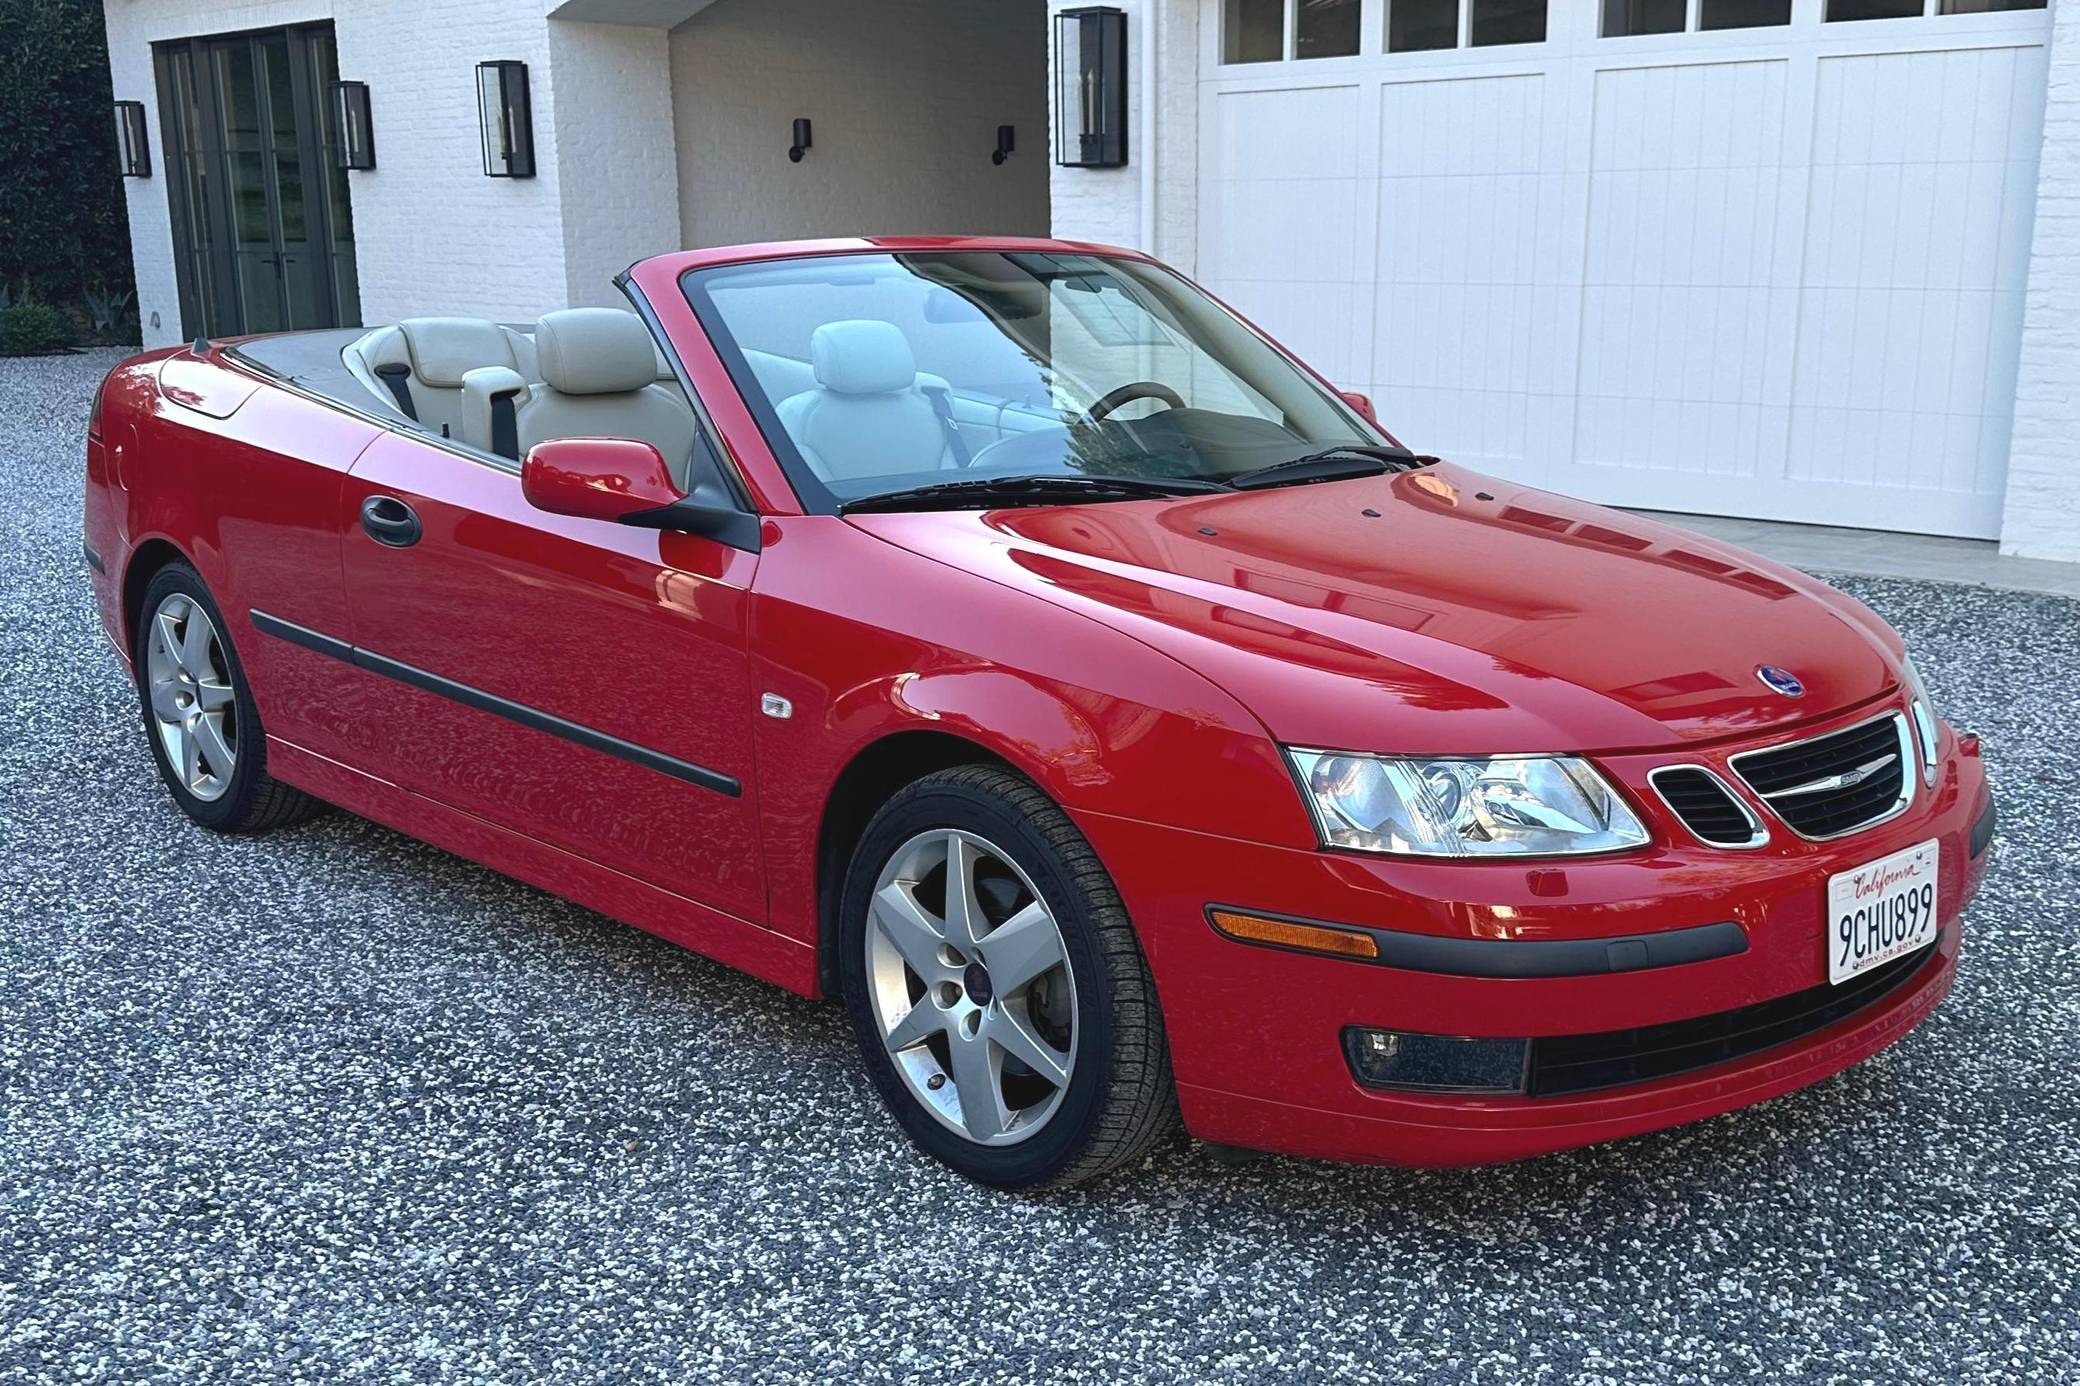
xmin=1729 ymin=711 xmax=1915 ymax=841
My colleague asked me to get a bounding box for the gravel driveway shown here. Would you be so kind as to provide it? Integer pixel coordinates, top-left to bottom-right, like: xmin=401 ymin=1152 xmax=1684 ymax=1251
xmin=3 ymin=349 xmax=2076 ymax=1383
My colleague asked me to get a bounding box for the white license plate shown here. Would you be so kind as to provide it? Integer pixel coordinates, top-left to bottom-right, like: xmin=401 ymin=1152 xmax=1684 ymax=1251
xmin=1826 ymin=839 xmax=1940 ymax=985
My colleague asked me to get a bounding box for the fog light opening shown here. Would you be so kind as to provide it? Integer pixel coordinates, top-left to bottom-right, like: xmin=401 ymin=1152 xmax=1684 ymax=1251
xmin=1343 ymin=1028 xmax=1529 ymax=1094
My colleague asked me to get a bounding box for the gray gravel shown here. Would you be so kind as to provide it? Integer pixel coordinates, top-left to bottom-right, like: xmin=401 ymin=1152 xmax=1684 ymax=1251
xmin=3 ymin=348 xmax=2077 ymax=1383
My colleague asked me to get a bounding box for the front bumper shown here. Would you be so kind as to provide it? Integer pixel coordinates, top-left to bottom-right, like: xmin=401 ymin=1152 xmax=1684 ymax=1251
xmin=1075 ymin=716 xmax=1992 ymax=1167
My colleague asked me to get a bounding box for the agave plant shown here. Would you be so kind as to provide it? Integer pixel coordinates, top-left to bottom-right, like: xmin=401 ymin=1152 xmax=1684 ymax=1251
xmin=83 ymin=285 xmax=135 ymax=335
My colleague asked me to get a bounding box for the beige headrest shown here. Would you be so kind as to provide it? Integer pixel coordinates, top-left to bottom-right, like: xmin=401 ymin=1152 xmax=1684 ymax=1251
xmin=535 ymin=308 xmax=659 ymax=396
xmin=396 ymin=317 xmax=515 ymax=388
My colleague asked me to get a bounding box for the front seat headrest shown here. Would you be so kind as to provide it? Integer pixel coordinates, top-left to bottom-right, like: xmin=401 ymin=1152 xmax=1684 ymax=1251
xmin=811 ymin=320 xmax=917 ymax=396
xmin=396 ymin=317 xmax=516 ymax=388
xmin=535 ymin=308 xmax=661 ymax=396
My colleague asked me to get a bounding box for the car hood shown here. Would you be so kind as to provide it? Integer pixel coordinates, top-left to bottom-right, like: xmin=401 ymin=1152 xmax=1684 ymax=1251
xmin=844 ymin=464 xmax=1903 ymax=755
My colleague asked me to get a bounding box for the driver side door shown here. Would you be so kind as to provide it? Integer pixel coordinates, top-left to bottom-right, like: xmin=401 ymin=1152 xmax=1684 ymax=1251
xmin=332 ymin=428 xmax=766 ymax=923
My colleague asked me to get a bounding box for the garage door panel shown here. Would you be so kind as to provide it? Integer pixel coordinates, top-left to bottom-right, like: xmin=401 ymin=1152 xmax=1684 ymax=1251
xmin=1203 ymin=177 xmax=1358 ymax=282
xmin=1366 ymin=73 xmax=1563 ymax=476
xmin=1197 ymin=3 xmax=2046 ymax=537
xmin=1211 ymin=85 xmax=1359 ymax=180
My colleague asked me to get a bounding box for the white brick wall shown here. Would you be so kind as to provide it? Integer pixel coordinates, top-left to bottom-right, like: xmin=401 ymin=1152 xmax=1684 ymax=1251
xmin=2007 ymin=0 xmax=2080 ymax=561
xmin=1046 ymin=0 xmax=1197 ymax=271
xmin=546 ymin=19 xmax=679 ymax=307
xmin=105 ymin=0 xmax=575 ymax=348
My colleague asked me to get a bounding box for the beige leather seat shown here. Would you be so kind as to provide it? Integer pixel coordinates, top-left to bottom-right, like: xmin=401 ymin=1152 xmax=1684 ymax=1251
xmin=515 ymin=309 xmax=697 ymax=485
xmin=341 ymin=317 xmax=538 ymax=438
xmin=775 ymin=321 xmax=960 ymax=482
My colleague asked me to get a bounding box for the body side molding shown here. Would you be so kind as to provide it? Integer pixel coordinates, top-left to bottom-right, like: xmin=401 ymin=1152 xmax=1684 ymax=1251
xmin=248 ymin=609 xmax=741 ymax=797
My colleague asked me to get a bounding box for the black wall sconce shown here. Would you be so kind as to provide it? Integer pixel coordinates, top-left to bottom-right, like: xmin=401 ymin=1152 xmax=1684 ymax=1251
xmin=1055 ymin=7 xmax=1126 ymax=168
xmin=993 ymin=124 xmax=1015 ymax=165
xmin=476 ymin=60 xmax=535 ymax=178
xmin=789 ymin=117 xmax=812 ymax=163
xmin=332 ymin=80 xmax=375 ymax=170
xmin=114 ymin=100 xmax=150 ymax=178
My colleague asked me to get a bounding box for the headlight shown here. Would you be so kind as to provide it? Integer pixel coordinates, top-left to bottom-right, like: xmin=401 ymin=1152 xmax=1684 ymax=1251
xmin=1901 ymin=656 xmax=1941 ymax=787
xmin=1286 ymin=749 xmax=1650 ymax=858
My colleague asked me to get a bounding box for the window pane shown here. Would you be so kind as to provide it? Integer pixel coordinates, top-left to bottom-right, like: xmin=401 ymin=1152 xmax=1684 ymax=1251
xmin=1940 ymin=0 xmax=2044 ymax=11
xmin=1297 ymin=0 xmax=1361 ymax=57
xmin=1701 ymin=0 xmax=1791 ymax=25
xmin=1224 ymin=0 xmax=1284 ymax=61
xmin=1602 ymin=0 xmax=1684 ymax=34
xmin=1390 ymin=0 xmax=1459 ymax=51
xmin=1826 ymin=0 xmax=1921 ymax=17
xmin=1472 ymin=0 xmax=1547 ymax=45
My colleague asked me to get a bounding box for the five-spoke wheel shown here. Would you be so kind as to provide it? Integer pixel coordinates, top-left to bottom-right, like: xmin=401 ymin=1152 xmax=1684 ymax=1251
xmin=866 ymin=828 xmax=1078 ymax=1146
xmin=132 ymin=563 xmax=322 ymax=833
xmin=842 ymin=766 xmax=1178 ymax=1189
xmin=144 ymin=592 xmax=238 ymax=801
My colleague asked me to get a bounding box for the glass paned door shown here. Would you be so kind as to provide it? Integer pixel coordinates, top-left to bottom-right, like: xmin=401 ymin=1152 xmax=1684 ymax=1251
xmin=154 ymin=24 xmax=358 ymax=339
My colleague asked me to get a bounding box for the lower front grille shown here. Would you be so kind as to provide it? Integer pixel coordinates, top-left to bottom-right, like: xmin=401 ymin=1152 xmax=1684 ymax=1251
xmin=1526 ymin=945 xmax=1936 ymax=1097
xmin=1651 ymin=766 xmax=1766 ymax=847
xmin=1731 ymin=711 xmax=1914 ymax=840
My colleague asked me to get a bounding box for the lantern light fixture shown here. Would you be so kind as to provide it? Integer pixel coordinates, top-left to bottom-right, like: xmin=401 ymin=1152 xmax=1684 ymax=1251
xmin=114 ymin=100 xmax=150 ymax=178
xmin=476 ymin=60 xmax=535 ymax=178
xmin=332 ymin=80 xmax=375 ymax=170
xmin=1055 ymin=7 xmax=1127 ymax=168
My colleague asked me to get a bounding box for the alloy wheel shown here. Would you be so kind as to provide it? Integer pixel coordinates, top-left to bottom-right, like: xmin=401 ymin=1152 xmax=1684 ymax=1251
xmin=144 ymin=593 xmax=237 ymax=802
xmin=864 ymin=828 xmax=1079 ymax=1145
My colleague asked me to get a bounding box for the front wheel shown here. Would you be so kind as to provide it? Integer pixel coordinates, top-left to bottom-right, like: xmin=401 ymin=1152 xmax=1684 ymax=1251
xmin=839 ymin=766 xmax=1179 ymax=1189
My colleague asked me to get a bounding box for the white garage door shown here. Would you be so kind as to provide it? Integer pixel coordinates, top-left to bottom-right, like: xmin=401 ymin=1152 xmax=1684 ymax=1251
xmin=1198 ymin=0 xmax=2050 ymax=537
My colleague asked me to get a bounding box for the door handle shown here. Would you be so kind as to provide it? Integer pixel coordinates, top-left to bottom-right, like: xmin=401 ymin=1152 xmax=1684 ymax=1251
xmin=359 ymin=494 xmax=421 ymax=547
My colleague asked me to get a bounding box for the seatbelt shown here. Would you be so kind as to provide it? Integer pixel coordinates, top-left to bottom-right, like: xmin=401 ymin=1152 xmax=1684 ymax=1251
xmin=373 ymin=362 xmax=418 ymax=422
xmin=489 ymin=388 xmax=520 ymax=461
xmin=921 ymin=384 xmax=974 ymax=468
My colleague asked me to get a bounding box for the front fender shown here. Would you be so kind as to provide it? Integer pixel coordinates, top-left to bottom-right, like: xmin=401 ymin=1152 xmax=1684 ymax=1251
xmin=748 ymin=516 xmax=1314 ymax=949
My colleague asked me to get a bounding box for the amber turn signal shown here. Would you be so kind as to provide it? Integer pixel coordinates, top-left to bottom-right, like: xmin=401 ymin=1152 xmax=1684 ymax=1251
xmin=1208 ymin=909 xmax=1380 ymax=960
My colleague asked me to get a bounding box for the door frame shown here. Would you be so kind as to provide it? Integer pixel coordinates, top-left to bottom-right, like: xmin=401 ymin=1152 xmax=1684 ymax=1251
xmin=153 ymin=22 xmax=357 ymax=339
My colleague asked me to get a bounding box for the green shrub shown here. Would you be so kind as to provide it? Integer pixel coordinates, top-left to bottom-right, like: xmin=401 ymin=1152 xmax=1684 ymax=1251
xmin=0 ymin=303 xmax=74 ymax=356
xmin=0 ymin=0 xmax=135 ymax=318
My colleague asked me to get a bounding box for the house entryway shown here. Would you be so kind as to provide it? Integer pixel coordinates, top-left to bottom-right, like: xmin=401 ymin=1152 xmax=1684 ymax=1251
xmin=153 ymin=23 xmax=359 ymax=339
xmin=667 ymin=0 xmax=1051 ymax=248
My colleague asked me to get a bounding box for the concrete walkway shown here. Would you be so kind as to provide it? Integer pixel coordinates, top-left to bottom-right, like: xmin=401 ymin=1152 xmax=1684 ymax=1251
xmin=1638 ymin=510 xmax=2080 ymax=598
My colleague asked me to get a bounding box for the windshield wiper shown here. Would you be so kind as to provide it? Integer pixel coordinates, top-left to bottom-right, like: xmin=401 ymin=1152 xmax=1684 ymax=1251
xmin=1225 ymin=445 xmax=1421 ymax=491
xmin=841 ymin=473 xmax=1227 ymax=514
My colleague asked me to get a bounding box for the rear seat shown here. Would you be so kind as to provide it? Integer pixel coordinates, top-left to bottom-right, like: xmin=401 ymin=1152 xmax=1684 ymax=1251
xmin=341 ymin=317 xmax=536 ymax=439
xmin=343 ymin=310 xmax=689 ymax=460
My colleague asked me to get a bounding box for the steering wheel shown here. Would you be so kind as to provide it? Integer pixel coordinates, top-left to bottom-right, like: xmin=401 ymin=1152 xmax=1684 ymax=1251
xmin=1086 ymin=381 xmax=1185 ymax=422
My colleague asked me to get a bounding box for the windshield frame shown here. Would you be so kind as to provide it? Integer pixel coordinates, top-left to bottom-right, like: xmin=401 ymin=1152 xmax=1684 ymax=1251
xmin=677 ymin=249 xmax=1386 ymax=516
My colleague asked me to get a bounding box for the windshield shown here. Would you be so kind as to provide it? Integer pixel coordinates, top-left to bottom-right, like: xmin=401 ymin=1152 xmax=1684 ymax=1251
xmin=681 ymin=250 xmax=1383 ymax=511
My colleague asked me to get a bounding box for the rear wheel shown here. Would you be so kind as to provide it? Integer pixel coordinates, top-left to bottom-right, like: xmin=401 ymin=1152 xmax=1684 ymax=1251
xmin=840 ymin=765 xmax=1178 ymax=1189
xmin=133 ymin=563 xmax=323 ymax=833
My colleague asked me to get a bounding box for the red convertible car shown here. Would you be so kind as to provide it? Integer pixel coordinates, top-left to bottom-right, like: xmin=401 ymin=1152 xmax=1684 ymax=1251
xmin=83 ymin=237 xmax=1994 ymax=1188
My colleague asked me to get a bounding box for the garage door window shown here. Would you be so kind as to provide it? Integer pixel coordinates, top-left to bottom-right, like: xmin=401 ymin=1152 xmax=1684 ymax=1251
xmin=1388 ymin=0 xmax=1547 ymax=50
xmin=1223 ymin=0 xmax=1284 ymax=61
xmin=1828 ymin=0 xmax=2041 ymax=16
xmin=1298 ymin=0 xmax=1362 ymax=56
xmin=1606 ymin=0 xmax=1793 ymax=32
xmin=1471 ymin=0 xmax=1548 ymax=44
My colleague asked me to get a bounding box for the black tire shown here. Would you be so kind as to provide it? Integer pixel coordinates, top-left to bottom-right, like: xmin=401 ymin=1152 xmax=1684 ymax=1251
xmin=839 ymin=765 xmax=1179 ymax=1189
xmin=132 ymin=562 xmax=325 ymax=833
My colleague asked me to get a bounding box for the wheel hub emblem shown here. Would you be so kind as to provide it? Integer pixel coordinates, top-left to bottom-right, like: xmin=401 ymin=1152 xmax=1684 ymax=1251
xmin=1756 ymin=664 xmax=1805 ymax=698
xmin=962 ymin=962 xmax=994 ymax=1006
